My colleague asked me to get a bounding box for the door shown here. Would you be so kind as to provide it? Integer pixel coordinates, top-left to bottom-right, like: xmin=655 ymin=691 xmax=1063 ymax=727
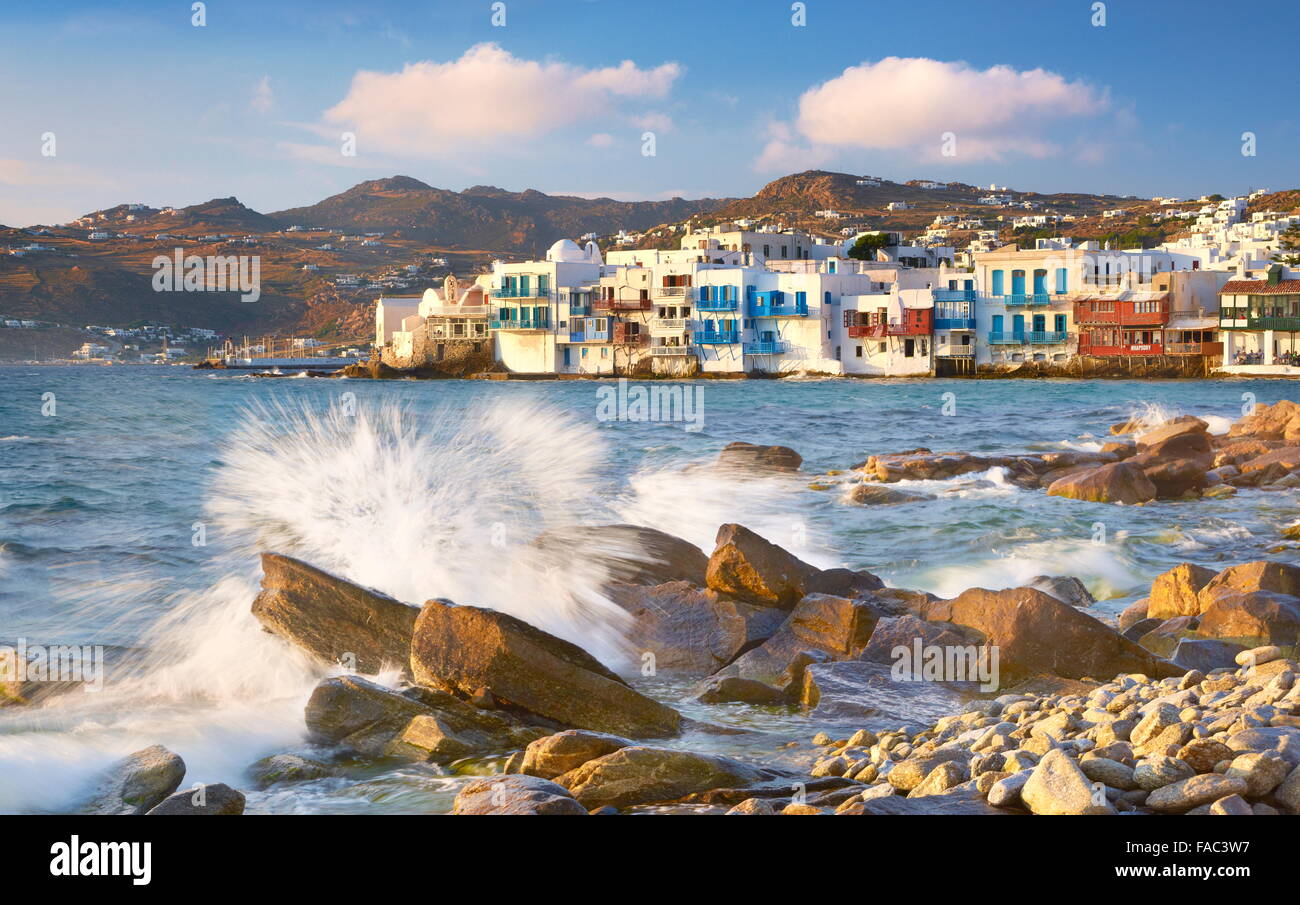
xmin=563 ymin=347 xmax=571 ymax=367
xmin=1011 ymin=271 xmax=1026 ymax=297
xmin=1012 ymin=314 xmax=1025 ymax=337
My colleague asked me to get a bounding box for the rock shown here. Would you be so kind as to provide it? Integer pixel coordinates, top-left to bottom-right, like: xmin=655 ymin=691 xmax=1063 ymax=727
xmin=705 ymin=523 xmax=881 ymax=608
xmin=1199 ymin=561 xmax=1300 ymax=605
xmin=520 ymin=730 xmax=632 ymax=780
xmin=452 ymin=775 xmax=587 ymax=815
xmin=1147 ymin=563 xmax=1217 ymax=620
xmin=248 ymin=754 xmax=333 ymax=789
xmin=1215 ymin=439 xmax=1278 ymax=468
xmin=1197 ymin=589 xmax=1300 ymax=647
xmin=858 ymin=783 xmax=1013 ymax=815
xmin=1209 ymin=794 xmax=1253 ymax=815
xmin=717 ymin=441 xmax=802 ymax=472
xmin=1228 ymin=400 xmax=1300 ymax=441
xmin=606 ymin=581 xmax=760 ymax=674
xmin=1122 ymin=617 xmax=1164 ymax=642
xmin=1117 ymin=600 xmax=1151 ymax=634
xmin=1046 ymin=461 xmax=1156 ymax=505
xmin=1225 ymin=752 xmax=1290 ymax=797
xmin=709 ymin=593 xmax=882 ymax=688
xmin=147 ymin=783 xmax=246 ymax=815
xmin=694 ymin=675 xmax=786 ymax=705
xmin=1145 ymin=774 xmax=1249 ymax=813
xmin=1275 ymin=764 xmax=1300 ymax=813
xmin=1238 ymin=447 xmax=1300 ymax=483
xmin=1225 ymin=728 xmax=1300 ymax=767
xmin=1021 ymin=749 xmax=1113 ymax=815
xmin=1101 ymin=440 xmax=1136 ymax=459
xmin=1138 ymin=616 xmax=1198 ymax=658
xmin=251 ymin=553 xmax=418 ymax=675
xmin=726 ymin=797 xmax=777 ymax=815
xmin=1170 ymin=639 xmax=1247 ymax=672
xmin=987 ymin=771 xmax=1031 ymax=807
xmin=1133 ymin=454 xmax=1213 ymax=499
xmin=1176 ymin=739 xmax=1236 ymax=775
xmin=1027 ymin=575 xmax=1095 ymax=608
xmin=918 ymin=586 xmax=1180 ymax=684
xmin=409 ymin=598 xmax=681 ymax=738
xmin=846 ymin=484 xmax=933 ymax=506
xmin=1136 ymin=417 xmax=1209 ymax=450
xmin=887 ymin=748 xmax=972 ymax=792
xmin=1134 ymin=756 xmax=1195 ymax=790
xmin=1236 ymin=645 xmax=1284 ymax=667
xmin=304 ymin=675 xmax=535 ymax=760
xmin=555 ymin=746 xmax=764 ymax=810
xmin=857 ymin=614 xmax=984 ymax=663
xmin=530 ymin=525 xmax=708 ymax=587
xmin=909 ymin=762 xmax=968 ymax=797
xmin=82 ymin=745 xmax=186 ymax=815
xmin=1080 ymin=757 xmax=1137 ymax=790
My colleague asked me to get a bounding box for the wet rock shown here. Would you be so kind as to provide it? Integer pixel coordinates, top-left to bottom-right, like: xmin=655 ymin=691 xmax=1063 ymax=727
xmin=1196 ymin=589 xmax=1300 ymax=647
xmin=1145 ymin=774 xmax=1249 ymax=813
xmin=1199 ymin=561 xmax=1300 ymax=604
xmin=452 ymin=775 xmax=587 ymax=815
xmin=860 ymin=783 xmax=1013 ymax=815
xmin=1170 ymin=638 xmax=1247 ymax=672
xmin=1046 ymin=461 xmax=1157 ymax=505
xmin=520 ymin=730 xmax=632 ymax=780
xmin=248 ymin=753 xmax=334 ymax=789
xmin=410 ymin=598 xmax=681 ymax=738
xmin=1137 ymin=616 xmax=1198 ymax=658
xmin=918 ymin=586 xmax=1180 ymax=684
xmin=530 ymin=525 xmax=708 ymax=587
xmin=857 ymin=614 xmax=984 ymax=663
xmin=1148 ymin=563 xmax=1217 ymax=620
xmin=845 ymin=484 xmax=933 ymax=506
xmin=252 ymin=553 xmax=418 ymax=675
xmin=693 ymin=675 xmax=786 ymax=705
xmin=606 ymin=581 xmax=762 ymax=674
xmin=1136 ymin=417 xmax=1209 ymax=450
xmin=1123 ymin=617 xmax=1164 ymax=642
xmin=726 ymin=797 xmax=777 ymax=815
xmin=705 ymin=523 xmax=881 ymax=609
xmin=1117 ymin=599 xmax=1150 ymax=632
xmin=1215 ymin=439 xmax=1278 ymax=468
xmin=1238 ymin=447 xmax=1300 ymax=484
xmin=147 ymin=783 xmax=245 ymax=815
xmin=555 ymin=746 xmax=764 ymax=810
xmin=82 ymin=745 xmax=187 ymax=815
xmin=1026 ymin=575 xmax=1095 ymax=608
xmin=717 ymin=441 xmax=802 ymax=472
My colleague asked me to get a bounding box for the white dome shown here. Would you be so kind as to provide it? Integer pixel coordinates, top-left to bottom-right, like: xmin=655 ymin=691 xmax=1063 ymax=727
xmin=546 ymin=238 xmax=588 ymax=263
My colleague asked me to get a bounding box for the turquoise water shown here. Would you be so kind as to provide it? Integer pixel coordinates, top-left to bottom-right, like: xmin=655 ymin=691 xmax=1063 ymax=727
xmin=0 ymin=366 xmax=1296 ymax=813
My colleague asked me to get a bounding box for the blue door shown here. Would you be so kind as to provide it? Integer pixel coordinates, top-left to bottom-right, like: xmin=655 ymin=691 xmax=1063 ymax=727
xmin=992 ymin=314 xmax=1004 ymax=334
xmin=1013 ymin=314 xmax=1026 ymax=336
xmin=563 ymin=347 xmax=571 ymax=367
xmin=1011 ymin=271 xmax=1026 ymax=296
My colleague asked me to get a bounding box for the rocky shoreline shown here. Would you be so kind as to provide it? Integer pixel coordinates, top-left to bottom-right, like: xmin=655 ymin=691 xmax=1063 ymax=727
xmin=48 ymin=406 xmax=1300 ymax=816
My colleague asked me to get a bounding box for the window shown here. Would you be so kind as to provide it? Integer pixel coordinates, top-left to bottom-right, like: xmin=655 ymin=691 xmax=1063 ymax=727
xmin=855 ymin=345 xmax=863 ymax=357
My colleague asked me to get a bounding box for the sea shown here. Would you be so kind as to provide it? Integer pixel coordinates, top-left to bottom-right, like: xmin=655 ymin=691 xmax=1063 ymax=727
xmin=0 ymin=365 xmax=1295 ymax=813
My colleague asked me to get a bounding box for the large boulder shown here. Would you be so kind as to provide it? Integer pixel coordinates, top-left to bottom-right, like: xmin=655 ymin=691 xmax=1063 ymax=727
xmin=520 ymin=730 xmax=632 ymax=780
xmin=303 ymin=674 xmax=540 ymax=760
xmin=1170 ymin=638 xmax=1247 ymax=672
xmin=717 ymin=441 xmax=802 ymax=472
xmin=1046 ymin=462 xmax=1156 ymax=505
xmin=82 ymin=745 xmax=187 ymax=815
xmin=1196 ymin=590 xmax=1300 ymax=646
xmin=918 ymin=586 xmax=1180 ymax=684
xmin=605 ymin=581 xmax=781 ymax=674
xmin=1134 ymin=417 xmax=1209 ymax=452
xmin=147 ymin=783 xmax=246 ymax=815
xmin=252 ymin=553 xmax=417 ymax=676
xmin=1147 ymin=563 xmax=1217 ymax=620
xmin=452 ymin=775 xmax=587 ymax=815
xmin=705 ymin=523 xmax=881 ymax=608
xmin=1228 ymin=399 xmax=1300 ymax=441
xmin=846 ymin=484 xmax=933 ymax=506
xmin=1236 ymin=447 xmax=1300 ymax=484
xmin=409 ymin=599 xmax=681 ymax=738
xmin=1022 ymin=749 xmax=1113 ymax=815
xmin=708 ymin=593 xmax=882 ymax=690
xmin=1198 ymin=561 xmax=1300 ymax=605
xmin=530 ymin=525 xmax=708 ymax=587
xmin=554 ymin=746 xmax=764 ymax=809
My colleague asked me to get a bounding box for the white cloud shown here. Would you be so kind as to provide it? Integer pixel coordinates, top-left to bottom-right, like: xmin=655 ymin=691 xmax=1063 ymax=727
xmin=251 ymin=76 xmax=274 ymax=114
xmin=587 ymin=133 xmax=616 ymax=149
xmin=757 ymin=57 xmax=1112 ymax=169
xmin=322 ymin=43 xmax=682 ymax=157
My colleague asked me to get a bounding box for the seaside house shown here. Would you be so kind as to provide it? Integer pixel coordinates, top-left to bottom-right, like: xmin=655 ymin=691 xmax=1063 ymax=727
xmin=1217 ymin=263 xmax=1300 ymax=374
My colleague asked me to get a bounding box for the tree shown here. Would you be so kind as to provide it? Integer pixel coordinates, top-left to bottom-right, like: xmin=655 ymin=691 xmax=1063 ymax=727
xmin=1273 ymin=225 xmax=1300 ymax=266
xmin=847 ymin=233 xmax=890 ymax=261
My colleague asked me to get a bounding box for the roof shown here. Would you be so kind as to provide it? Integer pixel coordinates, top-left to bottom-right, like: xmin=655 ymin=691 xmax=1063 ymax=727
xmin=1220 ymin=280 xmax=1300 ymax=294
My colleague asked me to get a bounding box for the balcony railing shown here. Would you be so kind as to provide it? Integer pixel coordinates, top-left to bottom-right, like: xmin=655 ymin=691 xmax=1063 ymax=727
xmin=594 ymin=297 xmax=652 ymax=311
xmin=652 ymin=318 xmax=689 ymax=331
xmin=933 ymin=317 xmax=977 ymax=330
xmin=653 ymin=286 xmax=695 ymax=300
xmin=748 ymin=299 xmax=809 ymax=318
xmin=1243 ymin=316 xmax=1300 ymax=331
xmin=988 ymin=331 xmax=1025 ymax=344
xmin=696 ymin=297 xmax=739 ymax=312
xmin=1001 ymin=293 xmax=1053 ymax=307
xmin=933 ymin=288 xmax=976 ymax=302
xmin=744 ymin=340 xmax=790 ymax=355
xmin=422 ymin=305 xmax=491 ymax=317
xmin=496 ymin=286 xmax=550 ymax=299
xmin=693 ymin=330 xmax=740 ymax=344
xmin=649 ymin=345 xmax=693 ymax=356
xmin=1027 ymin=330 xmax=1068 ymax=344
xmin=491 ymin=316 xmax=550 ymax=331
xmin=1166 ymin=341 xmax=1224 ymax=356
xmin=1074 ymin=307 xmax=1169 ymax=327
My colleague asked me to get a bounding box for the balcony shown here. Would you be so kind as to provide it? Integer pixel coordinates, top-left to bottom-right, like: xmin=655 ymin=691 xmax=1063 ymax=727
xmin=651 ymin=318 xmax=689 ymax=332
xmin=933 ymin=317 xmax=976 ymax=330
xmin=496 ymin=286 xmax=550 ymax=299
xmin=988 ymin=331 xmax=1025 ymax=345
xmin=933 ymin=288 xmax=976 ymax=302
xmin=1244 ymin=316 xmax=1300 ymax=331
xmin=422 ymin=305 xmax=490 ymax=318
xmin=1027 ymin=331 xmax=1068 ymax=344
xmin=743 ymin=340 xmax=790 ymax=355
xmin=491 ymin=315 xmax=550 ymax=331
xmin=649 ymin=345 xmax=693 ymax=356
xmin=568 ymin=328 xmax=610 ymax=343
xmin=1074 ymin=302 xmax=1169 ymax=327
xmin=594 ymin=297 xmax=652 ymax=312
xmin=693 ymin=329 xmax=740 ymax=344
xmin=1001 ymin=293 xmax=1053 ymax=307
xmin=612 ymin=324 xmax=647 ymax=345
xmin=1166 ymin=341 xmax=1224 ymax=356
xmin=696 ymin=296 xmax=739 ymax=312
xmin=653 ymin=286 xmax=695 ymax=301
xmin=748 ymin=292 xmax=809 ymax=318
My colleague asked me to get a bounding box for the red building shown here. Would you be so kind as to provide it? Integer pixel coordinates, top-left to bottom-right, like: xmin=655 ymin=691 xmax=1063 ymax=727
xmin=1074 ymin=293 xmax=1169 ymax=356
xmin=844 ymin=307 xmax=932 ymax=339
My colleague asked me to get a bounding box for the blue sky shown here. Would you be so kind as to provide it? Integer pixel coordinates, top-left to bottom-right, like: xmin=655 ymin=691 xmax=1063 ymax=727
xmin=1 ymin=0 xmax=1296 ymax=225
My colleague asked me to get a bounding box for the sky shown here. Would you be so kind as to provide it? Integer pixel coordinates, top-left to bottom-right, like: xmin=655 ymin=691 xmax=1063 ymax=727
xmin=1 ymin=0 xmax=1297 ymax=226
